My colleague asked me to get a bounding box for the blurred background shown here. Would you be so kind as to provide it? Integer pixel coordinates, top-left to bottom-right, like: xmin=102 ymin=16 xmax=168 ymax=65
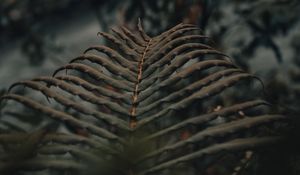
xmin=0 ymin=0 xmax=300 ymax=174
xmin=0 ymin=0 xmax=300 ymax=114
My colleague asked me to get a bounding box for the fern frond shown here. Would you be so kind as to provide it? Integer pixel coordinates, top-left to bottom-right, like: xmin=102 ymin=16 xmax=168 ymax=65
xmin=0 ymin=21 xmax=286 ymax=175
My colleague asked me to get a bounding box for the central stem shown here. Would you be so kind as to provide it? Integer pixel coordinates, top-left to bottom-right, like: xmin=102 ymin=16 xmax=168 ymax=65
xmin=130 ymin=39 xmax=152 ymax=128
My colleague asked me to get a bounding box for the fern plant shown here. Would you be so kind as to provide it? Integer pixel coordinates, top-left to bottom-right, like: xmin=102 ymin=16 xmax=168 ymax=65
xmin=0 ymin=20 xmax=285 ymax=175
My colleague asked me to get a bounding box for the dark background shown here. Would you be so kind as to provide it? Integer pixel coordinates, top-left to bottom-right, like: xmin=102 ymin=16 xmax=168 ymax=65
xmin=0 ymin=0 xmax=300 ymax=174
